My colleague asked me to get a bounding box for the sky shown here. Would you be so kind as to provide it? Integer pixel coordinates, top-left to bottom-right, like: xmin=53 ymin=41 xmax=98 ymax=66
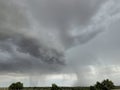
xmin=0 ymin=0 xmax=120 ymax=87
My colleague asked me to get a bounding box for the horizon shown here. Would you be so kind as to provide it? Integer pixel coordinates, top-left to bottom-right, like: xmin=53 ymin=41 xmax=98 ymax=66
xmin=0 ymin=79 xmax=118 ymax=87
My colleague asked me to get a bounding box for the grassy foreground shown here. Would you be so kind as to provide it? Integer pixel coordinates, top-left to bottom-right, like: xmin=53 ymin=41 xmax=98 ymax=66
xmin=1 ymin=87 xmax=120 ymax=90
xmin=0 ymin=87 xmax=89 ymax=90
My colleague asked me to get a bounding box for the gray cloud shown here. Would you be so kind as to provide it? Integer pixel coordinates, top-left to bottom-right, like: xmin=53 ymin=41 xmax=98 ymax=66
xmin=0 ymin=34 xmax=65 ymax=74
xmin=0 ymin=0 xmax=105 ymax=73
xmin=25 ymin=0 xmax=105 ymax=49
xmin=1 ymin=0 xmax=120 ymax=87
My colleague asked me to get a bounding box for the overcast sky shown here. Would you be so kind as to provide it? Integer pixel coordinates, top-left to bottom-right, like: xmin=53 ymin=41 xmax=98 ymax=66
xmin=0 ymin=0 xmax=120 ymax=87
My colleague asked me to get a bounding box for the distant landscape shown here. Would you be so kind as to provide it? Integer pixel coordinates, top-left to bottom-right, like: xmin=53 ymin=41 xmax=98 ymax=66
xmin=0 ymin=79 xmax=120 ymax=90
xmin=0 ymin=87 xmax=120 ymax=90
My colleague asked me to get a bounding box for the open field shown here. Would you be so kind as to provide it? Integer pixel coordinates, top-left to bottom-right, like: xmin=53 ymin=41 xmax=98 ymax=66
xmin=0 ymin=87 xmax=90 ymax=90
xmin=0 ymin=87 xmax=120 ymax=90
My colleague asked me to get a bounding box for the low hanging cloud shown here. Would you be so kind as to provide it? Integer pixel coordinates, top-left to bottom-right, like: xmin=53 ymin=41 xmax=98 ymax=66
xmin=0 ymin=0 xmax=105 ymax=74
xmin=1 ymin=0 xmax=120 ymax=86
xmin=0 ymin=34 xmax=65 ymax=74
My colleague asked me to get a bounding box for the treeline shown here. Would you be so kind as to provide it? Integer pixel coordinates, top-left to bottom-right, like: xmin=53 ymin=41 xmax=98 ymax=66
xmin=7 ymin=79 xmax=115 ymax=90
xmin=8 ymin=84 xmax=89 ymax=90
xmin=90 ymin=79 xmax=115 ymax=90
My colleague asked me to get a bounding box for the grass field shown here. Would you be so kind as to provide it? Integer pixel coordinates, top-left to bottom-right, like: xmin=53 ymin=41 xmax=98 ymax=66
xmin=0 ymin=87 xmax=120 ymax=90
xmin=0 ymin=87 xmax=89 ymax=90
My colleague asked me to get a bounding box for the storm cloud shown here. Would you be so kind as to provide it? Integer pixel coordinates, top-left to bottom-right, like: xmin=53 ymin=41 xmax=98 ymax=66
xmin=0 ymin=0 xmax=120 ymax=87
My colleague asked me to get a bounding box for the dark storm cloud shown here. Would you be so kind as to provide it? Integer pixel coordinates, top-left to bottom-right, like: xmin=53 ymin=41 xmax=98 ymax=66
xmin=0 ymin=0 xmax=105 ymax=74
xmin=0 ymin=0 xmax=66 ymax=74
xmin=1 ymin=0 xmax=120 ymax=86
xmin=0 ymin=34 xmax=65 ymax=74
xmin=26 ymin=0 xmax=105 ymax=49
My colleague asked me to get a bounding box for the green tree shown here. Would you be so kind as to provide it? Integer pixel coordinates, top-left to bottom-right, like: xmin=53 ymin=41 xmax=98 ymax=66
xmin=101 ymin=79 xmax=115 ymax=89
xmin=95 ymin=81 xmax=104 ymax=90
xmin=93 ymin=79 xmax=115 ymax=90
xmin=9 ymin=82 xmax=23 ymax=90
xmin=51 ymin=83 xmax=62 ymax=90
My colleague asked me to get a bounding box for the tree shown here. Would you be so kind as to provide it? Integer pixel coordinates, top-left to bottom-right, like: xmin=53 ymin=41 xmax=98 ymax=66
xmin=9 ymin=82 xmax=23 ymax=90
xmin=51 ymin=83 xmax=62 ymax=90
xmin=93 ymin=79 xmax=115 ymax=90
xmin=95 ymin=81 xmax=105 ymax=90
xmin=101 ymin=79 xmax=115 ymax=89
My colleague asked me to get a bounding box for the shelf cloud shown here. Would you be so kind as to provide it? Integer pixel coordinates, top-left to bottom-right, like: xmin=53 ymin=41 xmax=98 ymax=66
xmin=0 ymin=0 xmax=120 ymax=86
